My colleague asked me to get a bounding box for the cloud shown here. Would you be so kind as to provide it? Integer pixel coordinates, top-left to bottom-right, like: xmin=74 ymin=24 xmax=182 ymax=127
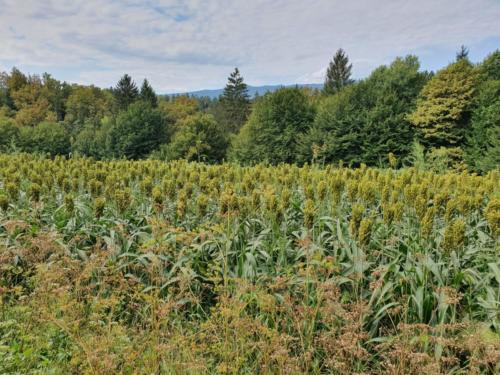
xmin=0 ymin=0 xmax=499 ymax=92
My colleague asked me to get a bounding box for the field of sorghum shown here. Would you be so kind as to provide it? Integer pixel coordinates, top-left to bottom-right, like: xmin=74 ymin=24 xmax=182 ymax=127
xmin=0 ymin=154 xmax=498 ymax=374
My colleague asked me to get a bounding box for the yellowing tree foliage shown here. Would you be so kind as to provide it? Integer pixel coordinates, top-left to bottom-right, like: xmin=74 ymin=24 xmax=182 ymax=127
xmin=409 ymin=59 xmax=479 ymax=147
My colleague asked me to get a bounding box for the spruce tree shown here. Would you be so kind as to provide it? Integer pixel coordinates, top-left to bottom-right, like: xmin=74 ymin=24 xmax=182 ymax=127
xmin=114 ymin=74 xmax=139 ymax=111
xmin=140 ymin=79 xmax=158 ymax=108
xmin=456 ymin=45 xmax=469 ymax=61
xmin=324 ymin=49 xmax=354 ymax=95
xmin=220 ymin=68 xmax=250 ymax=133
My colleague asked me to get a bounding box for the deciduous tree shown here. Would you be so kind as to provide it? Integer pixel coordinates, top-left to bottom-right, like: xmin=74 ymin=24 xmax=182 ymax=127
xmin=409 ymin=59 xmax=478 ymax=148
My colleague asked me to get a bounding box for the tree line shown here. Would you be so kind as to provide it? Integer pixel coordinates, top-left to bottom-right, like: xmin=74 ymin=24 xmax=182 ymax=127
xmin=0 ymin=47 xmax=498 ymax=172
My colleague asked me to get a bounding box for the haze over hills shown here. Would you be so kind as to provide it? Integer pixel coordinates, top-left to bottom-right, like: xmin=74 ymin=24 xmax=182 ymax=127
xmin=168 ymin=83 xmax=324 ymax=98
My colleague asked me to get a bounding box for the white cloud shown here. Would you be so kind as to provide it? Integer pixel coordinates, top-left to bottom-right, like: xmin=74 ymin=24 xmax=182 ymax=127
xmin=0 ymin=0 xmax=499 ymax=92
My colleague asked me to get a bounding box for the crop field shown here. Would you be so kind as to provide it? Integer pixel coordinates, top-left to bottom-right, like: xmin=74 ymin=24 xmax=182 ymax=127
xmin=0 ymin=154 xmax=499 ymax=374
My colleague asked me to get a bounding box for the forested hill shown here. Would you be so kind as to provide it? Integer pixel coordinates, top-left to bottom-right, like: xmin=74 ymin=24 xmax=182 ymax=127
xmin=169 ymin=83 xmax=324 ymax=98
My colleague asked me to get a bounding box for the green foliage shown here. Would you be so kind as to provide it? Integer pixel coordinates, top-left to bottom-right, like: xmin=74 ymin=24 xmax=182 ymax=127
xmin=140 ymin=79 xmax=158 ymax=108
xmin=219 ymin=68 xmax=250 ymax=133
xmin=157 ymin=113 xmax=228 ymax=163
xmin=72 ymin=117 xmax=114 ymax=159
xmin=408 ymin=140 xmax=427 ymax=170
xmin=0 ymin=72 xmax=12 ymax=109
xmin=466 ymin=80 xmax=500 ymax=173
xmin=5 ymin=67 xmax=28 ymax=104
xmin=456 ymin=45 xmax=469 ymax=62
xmin=108 ymin=101 xmax=169 ymax=159
xmin=479 ymin=49 xmax=500 ymax=81
xmin=409 ymin=59 xmax=479 ymax=148
xmin=324 ymin=48 xmax=354 ymax=95
xmin=409 ymin=141 xmax=466 ymax=173
xmin=10 ymin=75 xmax=56 ymax=127
xmin=18 ymin=122 xmax=70 ymax=156
xmin=465 ymin=51 xmax=500 ymax=173
xmin=65 ymin=85 xmax=112 ymax=128
xmin=302 ymin=56 xmax=428 ymax=166
xmin=113 ymin=74 xmax=139 ymax=111
xmin=0 ymin=50 xmax=498 ymax=171
xmin=230 ymin=87 xmax=315 ymax=164
xmin=159 ymin=95 xmax=198 ymax=124
xmin=0 ymin=117 xmax=19 ymax=152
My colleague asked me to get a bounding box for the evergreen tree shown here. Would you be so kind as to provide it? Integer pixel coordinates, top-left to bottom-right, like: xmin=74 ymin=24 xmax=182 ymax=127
xmin=220 ymin=68 xmax=250 ymax=133
xmin=140 ymin=79 xmax=158 ymax=108
xmin=409 ymin=59 xmax=479 ymax=148
xmin=324 ymin=48 xmax=354 ymax=95
xmin=114 ymin=74 xmax=139 ymax=111
xmin=456 ymin=45 xmax=469 ymax=61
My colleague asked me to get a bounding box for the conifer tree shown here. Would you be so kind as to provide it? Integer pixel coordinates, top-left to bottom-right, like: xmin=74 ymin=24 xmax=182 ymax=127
xmin=140 ymin=79 xmax=158 ymax=108
xmin=324 ymin=49 xmax=354 ymax=95
xmin=220 ymin=68 xmax=250 ymax=133
xmin=456 ymin=45 xmax=469 ymax=61
xmin=114 ymin=74 xmax=139 ymax=111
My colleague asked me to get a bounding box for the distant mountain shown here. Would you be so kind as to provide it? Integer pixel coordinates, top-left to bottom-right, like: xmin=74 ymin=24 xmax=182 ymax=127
xmin=167 ymin=83 xmax=324 ymax=99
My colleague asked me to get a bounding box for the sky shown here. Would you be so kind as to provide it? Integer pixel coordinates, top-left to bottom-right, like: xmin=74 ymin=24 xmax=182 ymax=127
xmin=1 ymin=0 xmax=499 ymax=93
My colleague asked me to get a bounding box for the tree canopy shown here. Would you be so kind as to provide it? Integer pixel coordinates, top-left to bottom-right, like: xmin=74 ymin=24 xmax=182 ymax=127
xmin=0 ymin=48 xmax=497 ymax=173
xmin=163 ymin=113 xmax=228 ymax=163
xmin=230 ymin=87 xmax=315 ymax=164
xmin=301 ymin=56 xmax=429 ymax=166
xmin=409 ymin=59 xmax=479 ymax=148
xmin=108 ymin=101 xmax=169 ymax=159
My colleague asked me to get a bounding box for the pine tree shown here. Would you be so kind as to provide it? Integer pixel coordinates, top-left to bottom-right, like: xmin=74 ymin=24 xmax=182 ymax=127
xmin=324 ymin=49 xmax=354 ymax=95
xmin=114 ymin=74 xmax=139 ymax=111
xmin=220 ymin=68 xmax=250 ymax=133
xmin=409 ymin=59 xmax=479 ymax=148
xmin=140 ymin=79 xmax=158 ymax=108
